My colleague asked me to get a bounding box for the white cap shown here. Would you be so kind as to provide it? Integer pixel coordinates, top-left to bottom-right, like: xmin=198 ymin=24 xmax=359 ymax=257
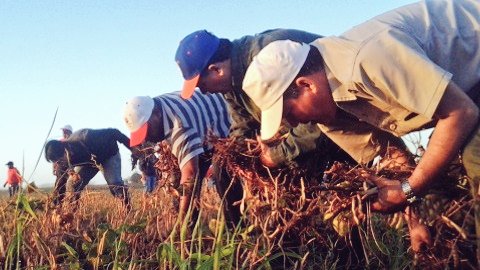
xmin=123 ymin=96 xmax=155 ymax=147
xmin=61 ymin=124 xmax=73 ymax=132
xmin=242 ymin=40 xmax=310 ymax=140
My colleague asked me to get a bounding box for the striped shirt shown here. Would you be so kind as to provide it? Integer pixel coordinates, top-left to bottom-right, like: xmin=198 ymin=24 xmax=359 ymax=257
xmin=154 ymin=90 xmax=231 ymax=169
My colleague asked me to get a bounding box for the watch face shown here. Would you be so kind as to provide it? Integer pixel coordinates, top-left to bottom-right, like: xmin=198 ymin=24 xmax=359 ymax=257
xmin=401 ymin=181 xmax=411 ymax=194
xmin=401 ymin=180 xmax=417 ymax=203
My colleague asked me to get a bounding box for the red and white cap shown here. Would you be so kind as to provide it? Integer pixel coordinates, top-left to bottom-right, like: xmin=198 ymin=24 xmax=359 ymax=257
xmin=123 ymin=96 xmax=155 ymax=147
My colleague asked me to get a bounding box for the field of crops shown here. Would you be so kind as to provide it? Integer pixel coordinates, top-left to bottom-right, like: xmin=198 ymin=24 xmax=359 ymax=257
xmin=0 ymin=140 xmax=478 ymax=269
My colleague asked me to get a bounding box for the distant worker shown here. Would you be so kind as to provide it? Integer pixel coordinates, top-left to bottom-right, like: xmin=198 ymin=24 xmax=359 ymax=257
xmin=60 ymin=124 xmax=73 ymax=140
xmin=138 ymin=150 xmax=158 ymax=194
xmin=3 ymin=161 xmax=22 ymax=197
xmin=44 ymin=128 xmax=133 ymax=209
xmin=52 ymin=124 xmax=74 ymax=199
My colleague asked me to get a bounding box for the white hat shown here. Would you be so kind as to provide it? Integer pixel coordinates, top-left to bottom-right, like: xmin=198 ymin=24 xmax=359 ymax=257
xmin=242 ymin=40 xmax=310 ymax=140
xmin=61 ymin=124 xmax=73 ymax=132
xmin=123 ymin=96 xmax=155 ymax=147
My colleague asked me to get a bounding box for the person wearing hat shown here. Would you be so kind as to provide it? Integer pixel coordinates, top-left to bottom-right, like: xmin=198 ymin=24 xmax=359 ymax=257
xmin=45 ymin=128 xmax=132 ymax=209
xmin=124 ymin=90 xmax=242 ymax=227
xmin=136 ymin=142 xmax=158 ymax=195
xmin=61 ymin=124 xmax=73 ymax=140
xmin=52 ymin=124 xmax=74 ymax=195
xmin=241 ymin=0 xmax=480 ymax=254
xmin=175 ymin=29 xmax=363 ymax=169
xmin=3 ymin=161 xmax=22 ymax=197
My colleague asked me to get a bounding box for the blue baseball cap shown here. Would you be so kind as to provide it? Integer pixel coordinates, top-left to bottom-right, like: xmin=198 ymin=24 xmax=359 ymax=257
xmin=175 ymin=30 xmax=220 ymax=99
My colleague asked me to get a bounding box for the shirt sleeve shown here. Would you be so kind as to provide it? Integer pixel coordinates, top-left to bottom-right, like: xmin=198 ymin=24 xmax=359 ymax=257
xmin=224 ymin=91 xmax=260 ymax=139
xmin=357 ymin=29 xmax=452 ymax=120
xmin=267 ymin=123 xmax=323 ymax=165
xmin=112 ymin=129 xmax=131 ymax=150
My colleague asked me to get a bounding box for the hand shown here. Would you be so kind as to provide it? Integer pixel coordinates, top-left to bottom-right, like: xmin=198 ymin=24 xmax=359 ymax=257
xmin=364 ymin=174 xmax=408 ymax=213
xmin=3 ymin=183 xmax=6 ymax=188
xmin=131 ymin=154 xmax=139 ymax=170
xmin=256 ymin=136 xmax=278 ymax=168
xmin=408 ymin=221 xmax=432 ymax=253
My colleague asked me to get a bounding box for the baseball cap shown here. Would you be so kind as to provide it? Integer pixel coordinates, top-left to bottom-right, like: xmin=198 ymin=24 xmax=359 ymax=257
xmin=243 ymin=40 xmax=310 ymax=140
xmin=175 ymin=30 xmax=220 ymax=99
xmin=5 ymin=161 xmax=13 ymax=166
xmin=61 ymin=124 xmax=73 ymax=132
xmin=123 ymin=96 xmax=155 ymax=147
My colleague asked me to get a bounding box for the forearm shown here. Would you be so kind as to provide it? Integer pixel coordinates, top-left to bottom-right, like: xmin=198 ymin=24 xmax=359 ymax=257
xmin=409 ymin=83 xmax=479 ymax=194
xmin=178 ymin=157 xmax=199 ymax=216
xmin=53 ymin=174 xmax=68 ymax=204
xmin=409 ymin=115 xmax=477 ymax=193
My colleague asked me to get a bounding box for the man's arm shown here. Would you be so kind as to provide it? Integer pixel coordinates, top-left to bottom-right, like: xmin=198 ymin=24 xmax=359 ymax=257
xmin=372 ymin=81 xmax=479 ymax=212
xmin=52 ymin=159 xmax=69 ymax=205
xmin=15 ymin=168 xmax=22 ymax=184
xmin=409 ymin=82 xmax=479 ymax=192
xmin=111 ymin=129 xmax=132 ymax=151
xmin=259 ymin=123 xmax=323 ymax=167
xmin=178 ymin=156 xmax=199 ymax=221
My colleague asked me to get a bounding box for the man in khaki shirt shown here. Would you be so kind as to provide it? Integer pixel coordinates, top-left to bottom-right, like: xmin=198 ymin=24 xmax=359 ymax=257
xmin=242 ymin=0 xmax=480 ymax=256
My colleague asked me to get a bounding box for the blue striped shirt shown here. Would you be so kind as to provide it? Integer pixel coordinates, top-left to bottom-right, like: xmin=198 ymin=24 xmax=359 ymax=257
xmin=154 ymin=90 xmax=231 ymax=169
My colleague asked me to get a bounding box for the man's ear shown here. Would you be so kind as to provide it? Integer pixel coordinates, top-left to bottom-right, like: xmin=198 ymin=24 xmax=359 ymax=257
xmin=206 ymin=64 xmax=223 ymax=76
xmin=294 ymin=76 xmax=313 ymax=91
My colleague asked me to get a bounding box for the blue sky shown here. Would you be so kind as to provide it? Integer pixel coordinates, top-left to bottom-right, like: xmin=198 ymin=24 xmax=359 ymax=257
xmin=0 ymin=0 xmax=419 ymax=188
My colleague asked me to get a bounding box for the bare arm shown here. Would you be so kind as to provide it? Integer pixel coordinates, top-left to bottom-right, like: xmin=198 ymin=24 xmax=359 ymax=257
xmin=372 ymin=81 xmax=479 ymax=212
xmin=178 ymin=156 xmax=199 ymax=220
xmin=409 ymin=82 xmax=478 ymax=193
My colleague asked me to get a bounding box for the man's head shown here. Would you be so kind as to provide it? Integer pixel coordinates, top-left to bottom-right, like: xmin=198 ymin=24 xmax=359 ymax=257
xmin=61 ymin=124 xmax=73 ymax=139
xmin=5 ymin=161 xmax=13 ymax=168
xmin=175 ymin=30 xmax=233 ymax=98
xmin=124 ymin=96 xmax=164 ymax=147
xmin=45 ymin=140 xmax=66 ymax=162
xmin=243 ymin=40 xmax=335 ymax=140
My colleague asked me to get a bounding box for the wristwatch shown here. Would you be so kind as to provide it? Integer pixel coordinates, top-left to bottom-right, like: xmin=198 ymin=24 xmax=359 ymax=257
xmin=400 ymin=179 xmax=418 ymax=204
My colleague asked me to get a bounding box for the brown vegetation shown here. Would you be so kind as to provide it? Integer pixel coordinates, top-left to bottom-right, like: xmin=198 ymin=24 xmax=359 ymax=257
xmin=0 ymin=139 xmax=477 ymax=269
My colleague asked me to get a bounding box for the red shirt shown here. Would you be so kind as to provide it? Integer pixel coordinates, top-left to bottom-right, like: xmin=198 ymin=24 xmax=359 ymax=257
xmin=5 ymin=168 xmax=22 ymax=185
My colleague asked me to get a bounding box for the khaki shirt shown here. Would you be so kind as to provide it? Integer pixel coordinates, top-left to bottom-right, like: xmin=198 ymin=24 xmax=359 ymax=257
xmin=312 ymin=0 xmax=480 ymax=163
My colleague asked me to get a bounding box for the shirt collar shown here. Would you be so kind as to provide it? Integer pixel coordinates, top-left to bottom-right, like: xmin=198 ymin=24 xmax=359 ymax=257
xmin=311 ymin=37 xmax=357 ymax=102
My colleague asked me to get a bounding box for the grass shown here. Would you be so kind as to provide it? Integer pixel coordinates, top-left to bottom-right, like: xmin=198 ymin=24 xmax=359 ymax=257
xmin=0 ymin=177 xmax=476 ymax=269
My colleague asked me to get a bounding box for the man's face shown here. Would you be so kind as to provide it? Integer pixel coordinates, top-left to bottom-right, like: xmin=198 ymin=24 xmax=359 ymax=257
xmin=145 ymin=110 xmax=166 ymax=143
xmin=197 ymin=61 xmax=233 ymax=94
xmin=282 ymin=70 xmax=337 ymax=127
xmin=62 ymin=130 xmax=72 ymax=139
